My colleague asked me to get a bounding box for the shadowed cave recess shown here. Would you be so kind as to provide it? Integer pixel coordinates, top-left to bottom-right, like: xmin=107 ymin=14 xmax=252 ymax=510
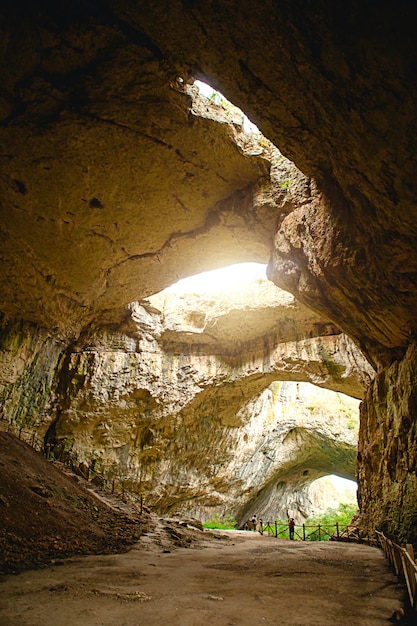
xmin=1 ymin=0 xmax=417 ymax=544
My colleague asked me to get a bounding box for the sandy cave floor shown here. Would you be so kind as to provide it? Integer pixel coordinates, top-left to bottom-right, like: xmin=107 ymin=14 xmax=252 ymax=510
xmin=0 ymin=528 xmax=407 ymax=626
xmin=0 ymin=433 xmax=408 ymax=625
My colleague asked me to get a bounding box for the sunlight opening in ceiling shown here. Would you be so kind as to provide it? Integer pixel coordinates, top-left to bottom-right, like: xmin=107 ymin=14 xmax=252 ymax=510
xmin=194 ymin=80 xmax=261 ymax=134
xmin=164 ymin=262 xmax=267 ymax=295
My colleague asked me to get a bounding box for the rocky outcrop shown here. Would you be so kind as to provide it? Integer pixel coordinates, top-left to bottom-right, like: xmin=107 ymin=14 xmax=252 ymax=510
xmin=0 ymin=272 xmax=368 ymax=519
xmin=0 ymin=9 xmax=275 ymax=335
xmin=149 ymin=273 xmax=336 ymax=352
xmin=267 ymin=202 xmax=414 ymax=371
xmin=49 ymin=359 xmax=360 ymax=522
xmin=5 ymin=0 xmax=413 ymax=368
xmin=223 ymin=381 xmax=359 ymax=525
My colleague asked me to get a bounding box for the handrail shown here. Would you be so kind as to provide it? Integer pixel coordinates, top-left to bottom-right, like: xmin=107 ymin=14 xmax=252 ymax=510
xmin=376 ymin=529 xmax=417 ymax=614
xmin=260 ymin=520 xmax=363 ymax=542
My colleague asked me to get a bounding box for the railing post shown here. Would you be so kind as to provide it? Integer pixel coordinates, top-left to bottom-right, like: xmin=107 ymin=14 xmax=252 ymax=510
xmin=275 ymin=521 xmax=278 ymax=538
xmin=336 ymin=522 xmax=339 ymax=538
xmin=407 ymin=544 xmax=415 ymax=561
xmin=303 ymin=523 xmax=306 ymax=541
xmin=318 ymin=524 xmax=321 ymax=541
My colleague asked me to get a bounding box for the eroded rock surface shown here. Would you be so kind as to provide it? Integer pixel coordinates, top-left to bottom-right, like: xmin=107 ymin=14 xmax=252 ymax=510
xmin=37 ymin=282 xmax=366 ymax=519
xmin=0 ymin=12 xmax=275 ymax=335
xmin=358 ymin=342 xmax=417 ymax=544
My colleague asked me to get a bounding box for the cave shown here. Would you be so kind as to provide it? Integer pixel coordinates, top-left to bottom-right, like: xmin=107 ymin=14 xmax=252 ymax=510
xmin=1 ymin=0 xmax=417 ymax=556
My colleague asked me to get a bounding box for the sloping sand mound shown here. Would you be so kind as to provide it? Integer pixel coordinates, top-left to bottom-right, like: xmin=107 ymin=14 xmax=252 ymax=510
xmin=0 ymin=432 xmax=151 ymax=574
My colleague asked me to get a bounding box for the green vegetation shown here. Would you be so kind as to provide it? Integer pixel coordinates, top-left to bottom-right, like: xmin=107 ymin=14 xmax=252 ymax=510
xmin=280 ymin=180 xmax=291 ymax=191
xmin=203 ymin=513 xmax=237 ymax=530
xmin=307 ymin=502 xmax=357 ymax=528
xmin=209 ymin=90 xmax=240 ymax=117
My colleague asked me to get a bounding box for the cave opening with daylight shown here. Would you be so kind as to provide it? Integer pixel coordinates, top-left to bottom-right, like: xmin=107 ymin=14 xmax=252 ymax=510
xmin=193 ymin=80 xmax=261 ymax=134
xmin=148 ymin=266 xmax=361 ymax=522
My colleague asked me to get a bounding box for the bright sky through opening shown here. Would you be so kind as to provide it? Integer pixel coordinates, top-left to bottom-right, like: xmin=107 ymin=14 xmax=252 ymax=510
xmin=194 ymin=80 xmax=260 ymax=134
xmin=166 ymin=263 xmax=267 ymax=294
xmin=311 ymin=475 xmax=357 ymax=509
xmin=327 ymin=475 xmax=357 ymax=493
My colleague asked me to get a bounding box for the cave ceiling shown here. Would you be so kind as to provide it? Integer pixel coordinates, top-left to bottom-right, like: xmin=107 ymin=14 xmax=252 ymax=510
xmin=1 ymin=0 xmax=417 ymax=370
xmin=0 ymin=19 xmax=271 ymax=337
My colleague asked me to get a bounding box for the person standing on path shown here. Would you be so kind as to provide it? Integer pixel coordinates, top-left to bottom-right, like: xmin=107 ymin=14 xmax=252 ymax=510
xmin=288 ymin=517 xmax=295 ymax=540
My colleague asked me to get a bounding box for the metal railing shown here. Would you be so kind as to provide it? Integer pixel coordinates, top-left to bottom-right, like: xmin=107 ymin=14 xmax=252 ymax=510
xmin=376 ymin=529 xmax=417 ymax=615
xmin=259 ymin=520 xmax=363 ymax=542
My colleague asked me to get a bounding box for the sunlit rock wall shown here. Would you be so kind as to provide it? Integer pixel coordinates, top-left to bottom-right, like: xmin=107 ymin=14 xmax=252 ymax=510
xmin=41 ymin=293 xmax=365 ymax=517
xmin=226 ymin=382 xmax=359 ymax=525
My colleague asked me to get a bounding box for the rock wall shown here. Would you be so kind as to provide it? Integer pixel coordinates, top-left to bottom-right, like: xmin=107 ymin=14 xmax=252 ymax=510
xmin=0 ymin=318 xmax=64 ymax=440
xmin=38 ymin=290 xmax=365 ymax=518
xmin=49 ymin=345 xmax=360 ymax=522
xmin=0 ymin=276 xmax=368 ymax=520
xmin=0 ymin=7 xmax=275 ymax=333
xmin=358 ymin=343 xmax=417 ymax=544
xmin=224 ymin=381 xmax=359 ymax=525
xmin=133 ymin=0 xmax=417 ymax=370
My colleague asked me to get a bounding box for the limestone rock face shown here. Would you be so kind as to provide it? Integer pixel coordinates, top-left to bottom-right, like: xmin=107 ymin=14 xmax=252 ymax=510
xmin=358 ymin=342 xmax=417 ymax=544
xmin=223 ymin=382 xmax=359 ymax=525
xmin=267 ymin=201 xmax=413 ymax=370
xmin=50 ymin=341 xmax=360 ymax=521
xmin=36 ymin=281 xmax=368 ymax=517
xmin=0 ymin=274 xmax=368 ymax=518
xmin=150 ymin=275 xmax=336 ymax=350
xmin=307 ymin=476 xmax=357 ymax=517
xmin=3 ymin=1 xmax=416 ymax=369
xmin=0 ymin=319 xmax=64 ymax=436
xmin=0 ymin=6 xmax=273 ymax=335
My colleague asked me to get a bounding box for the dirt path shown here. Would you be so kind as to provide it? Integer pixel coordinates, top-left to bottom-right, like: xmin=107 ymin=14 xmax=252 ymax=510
xmin=0 ymin=528 xmax=405 ymax=626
